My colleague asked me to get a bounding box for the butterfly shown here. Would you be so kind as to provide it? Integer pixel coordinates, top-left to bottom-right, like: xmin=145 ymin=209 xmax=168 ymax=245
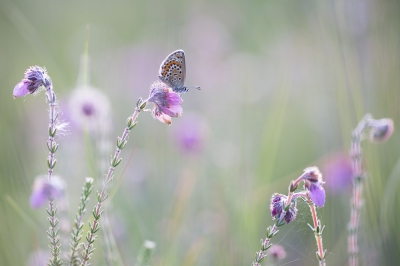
xmin=158 ymin=49 xmax=200 ymax=93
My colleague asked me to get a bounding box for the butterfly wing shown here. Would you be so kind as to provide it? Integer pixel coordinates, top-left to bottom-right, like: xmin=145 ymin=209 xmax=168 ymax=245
xmin=158 ymin=50 xmax=186 ymax=92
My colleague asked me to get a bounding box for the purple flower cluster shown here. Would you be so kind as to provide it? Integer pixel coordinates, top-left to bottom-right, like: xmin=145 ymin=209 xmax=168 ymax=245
xmin=269 ymin=167 xmax=326 ymax=227
xmin=270 ymin=193 xmax=298 ymax=224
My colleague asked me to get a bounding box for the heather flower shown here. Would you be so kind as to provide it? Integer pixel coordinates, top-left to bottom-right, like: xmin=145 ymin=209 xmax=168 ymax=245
xmin=27 ymin=250 xmax=50 ymax=266
xmin=270 ymin=193 xmax=298 ymax=224
xmin=30 ymin=176 xmax=65 ymax=209
xmin=68 ymin=86 xmax=111 ymax=132
xmin=305 ymin=182 xmax=326 ymax=207
xmin=268 ymin=245 xmax=287 ymax=261
xmin=172 ymin=113 xmax=208 ymax=154
xmin=323 ymin=152 xmax=352 ymax=194
xmin=369 ymin=118 xmax=394 ymax=143
xmin=302 ymin=166 xmax=323 ymax=183
xmin=13 ymin=66 xmax=49 ymax=98
xmin=147 ymin=81 xmax=183 ymax=125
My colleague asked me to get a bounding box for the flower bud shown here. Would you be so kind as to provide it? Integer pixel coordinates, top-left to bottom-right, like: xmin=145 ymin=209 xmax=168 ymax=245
xmin=369 ymin=118 xmax=394 ymax=143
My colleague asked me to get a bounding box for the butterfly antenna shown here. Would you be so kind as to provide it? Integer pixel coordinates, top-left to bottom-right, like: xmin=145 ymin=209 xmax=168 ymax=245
xmin=187 ymin=86 xmax=201 ymax=90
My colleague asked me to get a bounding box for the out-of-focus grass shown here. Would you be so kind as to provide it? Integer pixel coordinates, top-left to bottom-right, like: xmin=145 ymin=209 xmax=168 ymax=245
xmin=1 ymin=0 xmax=400 ymax=265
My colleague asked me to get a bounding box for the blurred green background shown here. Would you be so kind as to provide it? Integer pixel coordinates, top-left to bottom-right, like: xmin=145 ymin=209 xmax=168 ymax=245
xmin=1 ymin=0 xmax=400 ymax=265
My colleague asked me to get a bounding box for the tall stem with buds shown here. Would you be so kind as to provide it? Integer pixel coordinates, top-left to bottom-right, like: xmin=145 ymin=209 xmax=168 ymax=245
xmin=347 ymin=115 xmax=369 ymax=266
xmin=45 ymin=81 xmax=63 ymax=266
xmin=13 ymin=66 xmax=63 ymax=265
xmin=69 ymin=178 xmax=94 ymax=266
xmin=348 ymin=114 xmax=394 ymax=266
xmin=80 ymin=101 xmax=145 ymax=265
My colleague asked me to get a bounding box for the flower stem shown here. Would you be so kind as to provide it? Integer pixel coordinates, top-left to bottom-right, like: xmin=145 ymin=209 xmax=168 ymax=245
xmin=80 ymin=107 xmax=141 ymax=265
xmin=45 ymin=84 xmax=62 ymax=266
xmin=307 ymin=199 xmax=326 ymax=266
xmin=348 ymin=115 xmax=370 ymax=266
xmin=69 ymin=178 xmax=94 ymax=266
xmin=252 ymin=224 xmax=279 ymax=266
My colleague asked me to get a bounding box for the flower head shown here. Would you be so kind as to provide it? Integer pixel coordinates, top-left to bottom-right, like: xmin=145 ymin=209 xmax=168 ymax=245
xmin=302 ymin=166 xmax=323 ymax=183
xmin=147 ymin=81 xmax=183 ymax=125
xmin=268 ymin=245 xmax=287 ymax=261
xmin=369 ymin=118 xmax=394 ymax=143
xmin=270 ymin=193 xmax=298 ymax=224
xmin=68 ymin=86 xmax=111 ymax=133
xmin=13 ymin=66 xmax=49 ymax=98
xmin=30 ymin=176 xmax=65 ymax=209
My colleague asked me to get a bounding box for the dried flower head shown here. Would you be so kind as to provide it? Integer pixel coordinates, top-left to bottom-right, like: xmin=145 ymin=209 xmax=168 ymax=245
xmin=147 ymin=81 xmax=183 ymax=125
xmin=270 ymin=193 xmax=298 ymax=224
xmin=369 ymin=118 xmax=394 ymax=143
xmin=30 ymin=176 xmax=65 ymax=209
xmin=68 ymin=86 xmax=111 ymax=132
xmin=268 ymin=245 xmax=287 ymax=261
xmin=13 ymin=66 xmax=50 ymax=98
xmin=302 ymin=166 xmax=323 ymax=183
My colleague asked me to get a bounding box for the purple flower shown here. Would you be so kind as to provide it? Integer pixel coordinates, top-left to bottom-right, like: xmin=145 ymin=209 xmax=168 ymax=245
xmin=268 ymin=245 xmax=287 ymax=261
xmin=322 ymin=152 xmax=353 ymax=194
xmin=307 ymin=182 xmax=326 ymax=207
xmin=270 ymin=193 xmax=298 ymax=224
xmin=147 ymin=81 xmax=183 ymax=125
xmin=171 ymin=113 xmax=208 ymax=154
xmin=30 ymin=176 xmax=65 ymax=209
xmin=13 ymin=66 xmax=49 ymax=98
xmin=300 ymin=166 xmax=326 ymax=207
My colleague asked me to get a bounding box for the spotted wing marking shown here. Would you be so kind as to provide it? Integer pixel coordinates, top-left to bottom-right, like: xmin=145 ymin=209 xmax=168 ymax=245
xmin=158 ymin=50 xmax=186 ymax=91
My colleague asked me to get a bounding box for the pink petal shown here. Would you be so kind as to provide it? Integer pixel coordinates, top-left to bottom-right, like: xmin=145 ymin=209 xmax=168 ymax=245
xmin=310 ymin=184 xmax=326 ymax=207
xmin=160 ymin=106 xmax=177 ymax=117
xmin=161 ymin=105 xmax=183 ymax=117
xmin=13 ymin=80 xmax=30 ymax=98
xmin=30 ymin=190 xmax=47 ymax=209
xmin=168 ymin=104 xmax=183 ymax=116
xmin=167 ymin=93 xmax=183 ymax=105
xmin=156 ymin=113 xmax=172 ymax=125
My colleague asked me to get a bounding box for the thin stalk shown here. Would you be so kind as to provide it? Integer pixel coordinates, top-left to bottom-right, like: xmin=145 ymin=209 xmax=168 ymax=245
xmin=45 ymin=84 xmax=62 ymax=266
xmin=252 ymin=224 xmax=279 ymax=266
xmin=80 ymin=107 xmax=142 ymax=265
xmin=307 ymin=199 xmax=326 ymax=266
xmin=348 ymin=115 xmax=369 ymax=266
xmin=69 ymin=178 xmax=94 ymax=266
